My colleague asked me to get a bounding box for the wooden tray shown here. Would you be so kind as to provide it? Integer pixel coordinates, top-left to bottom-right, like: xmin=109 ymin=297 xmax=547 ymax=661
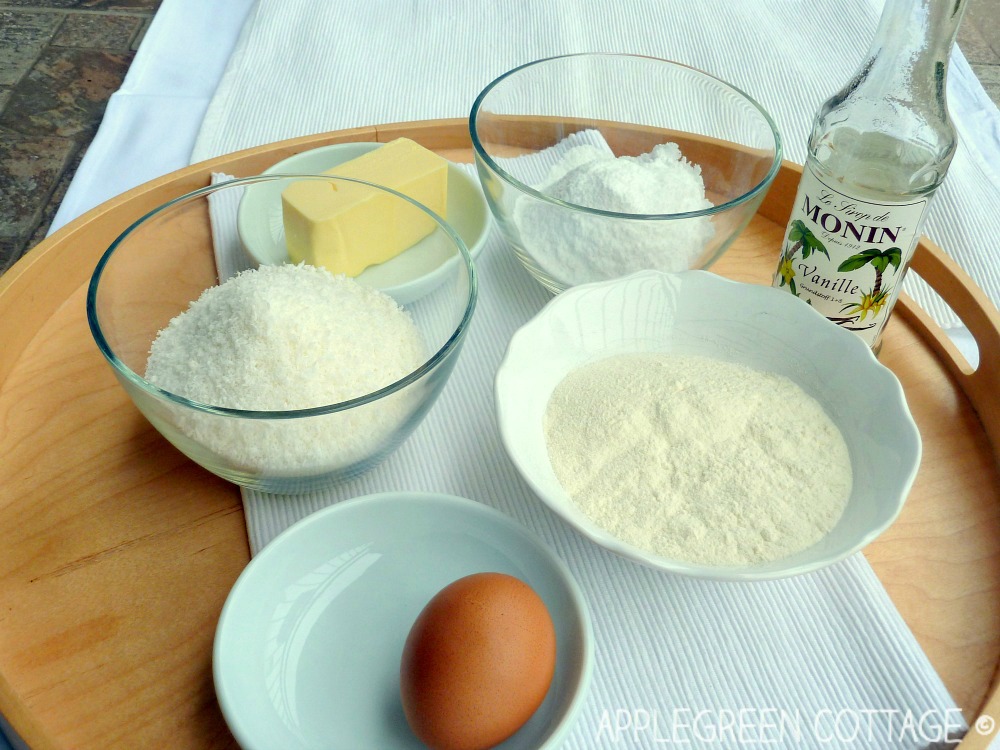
xmin=1 ymin=119 xmax=998 ymax=750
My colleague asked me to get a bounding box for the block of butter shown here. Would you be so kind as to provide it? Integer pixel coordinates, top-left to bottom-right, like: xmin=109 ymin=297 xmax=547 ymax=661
xmin=281 ymin=138 xmax=449 ymax=277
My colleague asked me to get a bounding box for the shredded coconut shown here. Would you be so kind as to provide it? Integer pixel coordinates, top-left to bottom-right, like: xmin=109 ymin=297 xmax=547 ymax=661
xmin=514 ymin=143 xmax=715 ymax=287
xmin=145 ymin=263 xmax=425 ymax=474
xmin=543 ymin=353 xmax=852 ymax=566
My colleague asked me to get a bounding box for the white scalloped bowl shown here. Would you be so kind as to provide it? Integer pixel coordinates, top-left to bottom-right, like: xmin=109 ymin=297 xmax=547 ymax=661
xmin=494 ymin=270 xmax=921 ymax=581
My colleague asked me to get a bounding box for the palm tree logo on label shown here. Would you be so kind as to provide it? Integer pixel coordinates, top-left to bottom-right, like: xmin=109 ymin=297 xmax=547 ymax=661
xmin=836 ymin=247 xmax=902 ymax=326
xmin=775 ymin=220 xmax=902 ymax=333
xmin=774 ymin=219 xmax=828 ymax=299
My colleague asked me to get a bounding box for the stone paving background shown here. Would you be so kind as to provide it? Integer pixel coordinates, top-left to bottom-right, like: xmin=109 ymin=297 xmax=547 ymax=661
xmin=0 ymin=0 xmax=997 ymax=275
xmin=0 ymin=0 xmax=161 ymax=274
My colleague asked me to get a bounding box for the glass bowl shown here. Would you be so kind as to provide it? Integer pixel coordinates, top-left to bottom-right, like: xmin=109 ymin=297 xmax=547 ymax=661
xmin=470 ymin=53 xmax=783 ymax=294
xmin=87 ymin=175 xmax=477 ymax=494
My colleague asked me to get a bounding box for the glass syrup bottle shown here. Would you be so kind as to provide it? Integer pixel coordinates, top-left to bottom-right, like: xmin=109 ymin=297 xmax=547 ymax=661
xmin=772 ymin=0 xmax=967 ymax=354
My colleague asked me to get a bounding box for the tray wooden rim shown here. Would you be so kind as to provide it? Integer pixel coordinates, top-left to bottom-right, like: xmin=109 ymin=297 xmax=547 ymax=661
xmin=1 ymin=117 xmax=998 ymax=750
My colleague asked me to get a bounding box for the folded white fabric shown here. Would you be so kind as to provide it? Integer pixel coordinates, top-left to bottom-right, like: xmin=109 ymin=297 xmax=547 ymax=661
xmin=192 ymin=0 xmax=1000 ymax=332
xmin=208 ymin=168 xmax=963 ymax=748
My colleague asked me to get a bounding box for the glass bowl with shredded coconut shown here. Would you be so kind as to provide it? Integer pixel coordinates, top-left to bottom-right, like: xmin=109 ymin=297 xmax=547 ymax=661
xmin=87 ymin=175 xmax=477 ymax=494
xmin=495 ymin=270 xmax=921 ymax=581
xmin=470 ymin=53 xmax=782 ymax=294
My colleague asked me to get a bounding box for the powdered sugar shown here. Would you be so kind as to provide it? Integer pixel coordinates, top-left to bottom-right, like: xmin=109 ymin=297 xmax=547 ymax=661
xmin=543 ymin=352 xmax=852 ymax=566
xmin=513 ymin=141 xmax=715 ymax=287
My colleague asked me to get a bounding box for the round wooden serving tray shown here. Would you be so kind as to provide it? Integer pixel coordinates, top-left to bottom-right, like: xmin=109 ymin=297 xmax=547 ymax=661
xmin=0 ymin=119 xmax=998 ymax=750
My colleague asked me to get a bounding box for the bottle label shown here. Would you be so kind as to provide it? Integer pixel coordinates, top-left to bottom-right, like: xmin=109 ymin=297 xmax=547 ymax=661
xmin=772 ymin=164 xmax=930 ymax=348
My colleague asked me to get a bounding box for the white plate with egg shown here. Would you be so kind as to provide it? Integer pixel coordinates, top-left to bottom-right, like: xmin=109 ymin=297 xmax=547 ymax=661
xmin=213 ymin=491 xmax=592 ymax=750
xmin=237 ymin=142 xmax=490 ymax=305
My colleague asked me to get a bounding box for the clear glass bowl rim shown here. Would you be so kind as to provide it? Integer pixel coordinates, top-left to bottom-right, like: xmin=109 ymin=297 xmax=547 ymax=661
xmin=86 ymin=173 xmax=479 ymax=420
xmin=469 ymin=52 xmax=784 ymax=220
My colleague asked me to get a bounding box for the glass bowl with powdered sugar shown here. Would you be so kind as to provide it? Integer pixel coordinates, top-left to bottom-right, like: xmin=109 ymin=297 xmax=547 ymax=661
xmin=495 ymin=271 xmax=921 ymax=581
xmin=470 ymin=53 xmax=782 ymax=294
xmin=87 ymin=175 xmax=476 ymax=494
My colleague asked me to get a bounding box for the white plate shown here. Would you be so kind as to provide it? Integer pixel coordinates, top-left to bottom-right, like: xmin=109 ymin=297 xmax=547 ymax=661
xmin=237 ymin=142 xmax=490 ymax=305
xmin=214 ymin=492 xmax=593 ymax=750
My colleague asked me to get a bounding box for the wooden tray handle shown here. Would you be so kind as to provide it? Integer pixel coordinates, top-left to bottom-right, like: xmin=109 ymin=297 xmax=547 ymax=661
xmin=900 ymin=240 xmax=1000 ymax=749
xmin=898 ymin=239 xmax=1000 ymax=455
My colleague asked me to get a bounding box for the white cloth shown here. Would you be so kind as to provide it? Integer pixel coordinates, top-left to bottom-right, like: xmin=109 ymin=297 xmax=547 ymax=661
xmin=191 ymin=0 xmax=1000 ymax=337
xmin=208 ymin=160 xmax=962 ymax=747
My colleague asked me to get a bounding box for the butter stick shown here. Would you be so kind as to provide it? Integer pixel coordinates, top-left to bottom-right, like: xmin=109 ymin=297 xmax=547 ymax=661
xmin=281 ymin=138 xmax=449 ymax=277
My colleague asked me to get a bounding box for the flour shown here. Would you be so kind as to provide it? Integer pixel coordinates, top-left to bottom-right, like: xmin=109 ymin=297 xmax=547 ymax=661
xmin=543 ymin=353 xmax=852 ymax=566
xmin=514 ymin=142 xmax=715 ymax=287
xmin=145 ymin=263 xmax=426 ymax=474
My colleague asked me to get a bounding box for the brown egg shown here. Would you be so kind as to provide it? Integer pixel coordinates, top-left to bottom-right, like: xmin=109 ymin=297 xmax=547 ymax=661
xmin=400 ymin=572 xmax=557 ymax=750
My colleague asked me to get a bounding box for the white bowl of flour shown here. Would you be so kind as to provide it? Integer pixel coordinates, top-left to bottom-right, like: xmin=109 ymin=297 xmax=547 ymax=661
xmin=494 ymin=271 xmax=921 ymax=581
